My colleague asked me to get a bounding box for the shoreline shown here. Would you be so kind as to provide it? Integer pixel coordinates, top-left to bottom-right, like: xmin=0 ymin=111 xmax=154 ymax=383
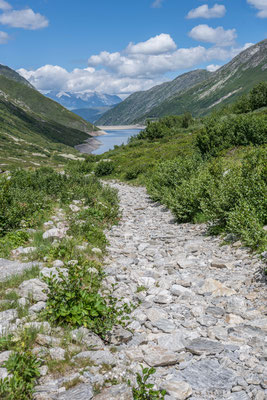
xmin=97 ymin=125 xmax=146 ymax=131
xmin=75 ymin=137 xmax=102 ymax=154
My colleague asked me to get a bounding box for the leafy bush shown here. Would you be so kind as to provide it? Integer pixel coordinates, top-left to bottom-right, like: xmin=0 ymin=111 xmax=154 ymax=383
xmin=196 ymin=113 xmax=267 ymax=157
xmin=42 ymin=261 xmax=131 ymax=337
xmin=125 ymin=165 xmax=146 ymax=180
xmin=95 ymin=161 xmax=115 ymax=176
xmin=0 ymin=231 xmax=29 ymax=257
xmin=148 ymin=147 xmax=267 ymax=250
xmin=147 ymin=154 xmax=202 ymax=203
xmin=233 ymin=82 xmax=267 ymax=113
xmin=131 ymin=366 xmax=166 ymax=400
xmin=0 ymin=332 xmax=41 ymax=400
xmin=137 ymin=113 xmax=194 ymax=141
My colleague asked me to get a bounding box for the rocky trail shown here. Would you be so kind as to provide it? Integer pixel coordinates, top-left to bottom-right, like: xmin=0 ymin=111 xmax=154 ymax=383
xmin=0 ymin=181 xmax=266 ymax=400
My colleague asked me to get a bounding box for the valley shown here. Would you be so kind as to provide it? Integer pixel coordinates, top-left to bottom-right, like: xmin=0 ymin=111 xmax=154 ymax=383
xmin=0 ymin=24 xmax=266 ymax=400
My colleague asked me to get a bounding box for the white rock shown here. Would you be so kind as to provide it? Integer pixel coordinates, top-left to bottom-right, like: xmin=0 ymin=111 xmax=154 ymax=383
xmin=52 ymin=260 xmax=64 ymax=268
xmin=49 ymin=347 xmax=66 ymax=361
xmin=161 ymin=380 xmax=192 ymax=399
xmin=18 ymin=279 xmax=48 ymax=301
xmin=43 ymin=228 xmax=68 ymax=240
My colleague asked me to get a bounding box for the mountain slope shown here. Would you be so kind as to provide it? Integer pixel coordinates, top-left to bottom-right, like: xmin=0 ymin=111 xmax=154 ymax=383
xmin=45 ymin=91 xmax=121 ymax=110
xmin=0 ymin=64 xmax=34 ymax=88
xmin=0 ymin=74 xmax=96 ymax=137
xmin=97 ymin=69 xmax=211 ymax=125
xmin=0 ymin=65 xmax=99 ymax=168
xmin=142 ymin=39 xmax=267 ymax=120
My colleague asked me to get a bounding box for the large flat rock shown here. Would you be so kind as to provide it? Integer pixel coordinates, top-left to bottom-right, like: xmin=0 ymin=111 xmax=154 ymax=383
xmin=0 ymin=258 xmax=42 ymax=281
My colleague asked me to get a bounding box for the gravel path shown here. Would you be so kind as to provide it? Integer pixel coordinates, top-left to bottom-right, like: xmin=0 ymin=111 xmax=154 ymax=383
xmin=0 ymin=181 xmax=266 ymax=400
xmin=101 ymin=181 xmax=267 ymax=400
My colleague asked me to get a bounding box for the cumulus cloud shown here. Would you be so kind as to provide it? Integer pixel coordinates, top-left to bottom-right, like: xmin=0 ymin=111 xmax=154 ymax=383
xmin=0 ymin=0 xmax=11 ymax=11
xmin=151 ymin=0 xmax=163 ymax=8
xmin=126 ymin=34 xmax=176 ymax=55
xmin=0 ymin=8 xmax=49 ymax=29
xmin=189 ymin=24 xmax=237 ymax=46
xmin=0 ymin=30 xmax=9 ymax=43
xmin=247 ymin=0 xmax=267 ymax=18
xmin=206 ymin=64 xmax=221 ymax=72
xmin=18 ymin=34 xmax=251 ymax=97
xmin=187 ymin=4 xmax=226 ymax=19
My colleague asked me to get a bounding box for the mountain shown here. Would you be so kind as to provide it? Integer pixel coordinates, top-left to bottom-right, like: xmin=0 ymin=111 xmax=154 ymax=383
xmin=72 ymin=106 xmax=117 ymax=124
xmin=0 ymin=65 xmax=98 ymax=168
xmin=144 ymin=39 xmax=267 ymax=120
xmin=98 ymin=39 xmax=267 ymax=125
xmin=45 ymin=91 xmax=121 ymax=110
xmin=0 ymin=64 xmax=34 ymax=88
xmin=97 ymin=69 xmax=211 ymax=125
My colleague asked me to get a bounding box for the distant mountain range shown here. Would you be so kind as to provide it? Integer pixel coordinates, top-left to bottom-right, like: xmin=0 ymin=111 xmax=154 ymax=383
xmin=45 ymin=91 xmax=121 ymax=111
xmin=72 ymin=106 xmax=116 ymax=124
xmin=98 ymin=39 xmax=267 ymax=125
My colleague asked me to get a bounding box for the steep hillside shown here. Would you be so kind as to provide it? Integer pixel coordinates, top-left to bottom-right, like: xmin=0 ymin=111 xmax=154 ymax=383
xmin=97 ymin=69 xmax=211 ymax=125
xmin=45 ymin=91 xmax=121 ymax=110
xmin=0 ymin=64 xmax=34 ymax=88
xmin=0 ymin=74 xmax=96 ymax=136
xmin=144 ymin=39 xmax=267 ymax=120
xmin=0 ymin=65 xmax=99 ymax=168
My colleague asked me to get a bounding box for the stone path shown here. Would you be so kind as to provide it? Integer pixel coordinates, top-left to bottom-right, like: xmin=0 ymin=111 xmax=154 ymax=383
xmin=0 ymin=181 xmax=266 ymax=400
xmin=101 ymin=181 xmax=267 ymax=400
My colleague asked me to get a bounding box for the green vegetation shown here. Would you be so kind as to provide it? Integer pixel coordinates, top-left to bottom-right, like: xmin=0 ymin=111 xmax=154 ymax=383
xmin=0 ymin=66 xmax=99 ymax=169
xmin=131 ymin=366 xmax=166 ymax=400
xmin=93 ymin=83 xmax=267 ymax=252
xmin=0 ymin=350 xmax=41 ymax=400
xmin=95 ymin=160 xmax=115 ymax=176
xmin=0 ymin=328 xmax=41 ymax=400
xmin=42 ymin=261 xmax=131 ymax=337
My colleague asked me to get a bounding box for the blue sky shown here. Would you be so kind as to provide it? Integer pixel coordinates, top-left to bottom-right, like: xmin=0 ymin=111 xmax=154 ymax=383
xmin=0 ymin=0 xmax=266 ymax=97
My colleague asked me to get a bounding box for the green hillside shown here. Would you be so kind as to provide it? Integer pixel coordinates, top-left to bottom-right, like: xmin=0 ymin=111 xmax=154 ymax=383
xmin=0 ymin=65 xmax=99 ymax=168
xmin=141 ymin=40 xmax=267 ymax=121
xmin=97 ymin=69 xmax=211 ymax=125
xmin=98 ymin=39 xmax=267 ymax=125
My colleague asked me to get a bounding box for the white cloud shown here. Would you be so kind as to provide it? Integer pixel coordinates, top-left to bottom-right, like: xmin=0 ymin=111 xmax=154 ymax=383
xmin=18 ymin=34 xmax=250 ymax=97
xmin=126 ymin=34 xmax=176 ymax=55
xmin=206 ymin=64 xmax=221 ymax=72
xmin=0 ymin=8 xmax=49 ymax=29
xmin=0 ymin=0 xmax=11 ymax=11
xmin=151 ymin=0 xmax=163 ymax=8
xmin=247 ymin=0 xmax=267 ymax=18
xmin=189 ymin=24 xmax=237 ymax=46
xmin=187 ymin=4 xmax=226 ymax=19
xmin=0 ymin=30 xmax=9 ymax=43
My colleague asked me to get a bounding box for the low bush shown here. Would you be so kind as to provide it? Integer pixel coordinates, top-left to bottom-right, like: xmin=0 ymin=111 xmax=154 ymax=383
xmin=196 ymin=113 xmax=267 ymax=157
xmin=148 ymin=147 xmax=267 ymax=250
xmin=94 ymin=161 xmax=115 ymax=176
xmin=131 ymin=366 xmax=166 ymax=400
xmin=42 ymin=261 xmax=132 ymax=337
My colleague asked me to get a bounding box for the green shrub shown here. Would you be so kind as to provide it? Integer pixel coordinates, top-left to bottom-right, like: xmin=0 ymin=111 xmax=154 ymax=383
xmin=95 ymin=161 xmax=115 ymax=176
xmin=147 ymin=154 xmax=202 ymax=203
xmin=125 ymin=165 xmax=146 ymax=180
xmin=196 ymin=113 xmax=267 ymax=157
xmin=42 ymin=261 xmax=131 ymax=337
xmin=0 ymin=350 xmax=41 ymax=400
xmin=131 ymin=366 xmax=166 ymax=400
